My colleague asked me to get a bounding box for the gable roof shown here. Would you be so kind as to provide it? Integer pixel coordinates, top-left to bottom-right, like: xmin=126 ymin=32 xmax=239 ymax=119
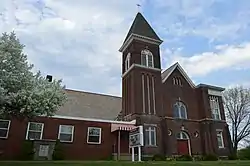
xmin=123 ymin=12 xmax=161 ymax=43
xmin=161 ymin=62 xmax=196 ymax=88
xmin=55 ymin=89 xmax=122 ymax=120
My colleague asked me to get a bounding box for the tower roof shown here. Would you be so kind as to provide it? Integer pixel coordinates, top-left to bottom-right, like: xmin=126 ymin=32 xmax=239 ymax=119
xmin=123 ymin=12 xmax=162 ymax=43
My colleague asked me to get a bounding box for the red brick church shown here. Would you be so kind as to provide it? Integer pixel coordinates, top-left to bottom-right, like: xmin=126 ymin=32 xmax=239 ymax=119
xmin=0 ymin=12 xmax=232 ymax=160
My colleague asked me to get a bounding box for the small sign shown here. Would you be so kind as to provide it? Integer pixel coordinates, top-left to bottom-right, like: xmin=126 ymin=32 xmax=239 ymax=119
xmin=129 ymin=125 xmax=143 ymax=147
xmin=39 ymin=145 xmax=49 ymax=157
xmin=129 ymin=125 xmax=143 ymax=162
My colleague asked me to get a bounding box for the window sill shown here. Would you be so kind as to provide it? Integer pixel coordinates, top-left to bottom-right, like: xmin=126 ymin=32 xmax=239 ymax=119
xmin=145 ymin=145 xmax=157 ymax=148
xmin=25 ymin=138 xmax=42 ymax=141
xmin=60 ymin=140 xmax=73 ymax=143
xmin=212 ymin=119 xmax=224 ymax=122
xmin=87 ymin=142 xmax=101 ymax=145
xmin=173 ymin=118 xmax=188 ymax=120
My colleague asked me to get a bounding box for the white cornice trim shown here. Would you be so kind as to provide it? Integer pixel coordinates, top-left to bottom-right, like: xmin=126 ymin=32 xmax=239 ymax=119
xmin=162 ymin=63 xmax=196 ymax=88
xmin=122 ymin=64 xmax=162 ymax=78
xmin=208 ymin=89 xmax=222 ymax=96
xmin=165 ymin=116 xmax=226 ymax=123
xmin=49 ymin=115 xmax=136 ymax=125
xmin=119 ymin=33 xmax=163 ymax=52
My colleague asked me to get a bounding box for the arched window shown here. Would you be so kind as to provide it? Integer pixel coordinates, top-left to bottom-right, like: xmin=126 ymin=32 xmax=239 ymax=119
xmin=141 ymin=49 xmax=154 ymax=68
xmin=125 ymin=53 xmax=131 ymax=71
xmin=173 ymin=76 xmax=182 ymax=86
xmin=173 ymin=101 xmax=187 ymax=119
xmin=177 ymin=131 xmax=189 ymax=140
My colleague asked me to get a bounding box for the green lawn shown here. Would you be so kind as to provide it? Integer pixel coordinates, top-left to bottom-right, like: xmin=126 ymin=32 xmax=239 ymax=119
xmin=0 ymin=161 xmax=250 ymax=166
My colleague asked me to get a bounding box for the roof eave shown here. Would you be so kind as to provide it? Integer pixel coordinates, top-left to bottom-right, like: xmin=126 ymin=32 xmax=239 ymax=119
xmin=119 ymin=33 xmax=163 ymax=52
xmin=162 ymin=63 xmax=196 ymax=88
xmin=196 ymin=84 xmax=225 ymax=91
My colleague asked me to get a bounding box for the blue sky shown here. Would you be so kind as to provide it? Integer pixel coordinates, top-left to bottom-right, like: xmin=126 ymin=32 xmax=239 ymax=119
xmin=0 ymin=0 xmax=250 ymax=96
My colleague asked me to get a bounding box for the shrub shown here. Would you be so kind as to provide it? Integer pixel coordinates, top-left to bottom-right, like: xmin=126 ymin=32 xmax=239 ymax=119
xmin=176 ymin=154 xmax=193 ymax=161
xmin=193 ymin=155 xmax=203 ymax=161
xmin=152 ymin=154 xmax=166 ymax=161
xmin=238 ymin=146 xmax=250 ymax=160
xmin=52 ymin=139 xmax=64 ymax=160
xmin=166 ymin=157 xmax=175 ymax=161
xmin=228 ymin=154 xmax=238 ymax=160
xmin=142 ymin=156 xmax=152 ymax=161
xmin=19 ymin=140 xmax=34 ymax=160
xmin=203 ymin=154 xmax=218 ymax=161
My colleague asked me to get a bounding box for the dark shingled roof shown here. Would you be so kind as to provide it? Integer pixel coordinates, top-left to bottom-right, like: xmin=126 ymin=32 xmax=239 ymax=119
xmin=123 ymin=12 xmax=161 ymax=43
xmin=161 ymin=62 xmax=178 ymax=79
xmin=56 ymin=89 xmax=122 ymax=120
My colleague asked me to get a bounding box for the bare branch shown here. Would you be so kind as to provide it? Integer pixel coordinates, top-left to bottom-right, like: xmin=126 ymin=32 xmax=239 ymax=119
xmin=223 ymin=86 xmax=250 ymax=152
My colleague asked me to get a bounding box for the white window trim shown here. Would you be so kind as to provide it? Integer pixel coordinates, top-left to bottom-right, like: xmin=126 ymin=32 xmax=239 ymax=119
xmin=141 ymin=49 xmax=154 ymax=68
xmin=173 ymin=77 xmax=182 ymax=86
xmin=216 ymin=129 xmax=225 ymax=149
xmin=177 ymin=131 xmax=189 ymax=140
xmin=210 ymin=96 xmax=221 ymax=120
xmin=213 ymin=108 xmax=221 ymax=120
xmin=58 ymin=125 xmax=74 ymax=143
xmin=0 ymin=119 xmax=11 ymax=139
xmin=174 ymin=102 xmax=187 ymax=119
xmin=87 ymin=127 xmax=102 ymax=144
xmin=125 ymin=53 xmax=131 ymax=71
xmin=26 ymin=122 xmax=44 ymax=140
xmin=145 ymin=126 xmax=157 ymax=146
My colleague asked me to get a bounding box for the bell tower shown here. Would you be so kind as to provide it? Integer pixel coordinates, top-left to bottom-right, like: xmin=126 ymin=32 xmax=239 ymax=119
xmin=119 ymin=12 xmax=163 ymax=120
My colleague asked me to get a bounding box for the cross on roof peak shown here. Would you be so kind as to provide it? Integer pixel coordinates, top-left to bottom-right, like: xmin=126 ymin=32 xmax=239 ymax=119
xmin=136 ymin=4 xmax=141 ymax=12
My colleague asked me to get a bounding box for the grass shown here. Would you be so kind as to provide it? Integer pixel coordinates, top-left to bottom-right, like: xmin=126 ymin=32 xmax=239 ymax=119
xmin=0 ymin=161 xmax=250 ymax=166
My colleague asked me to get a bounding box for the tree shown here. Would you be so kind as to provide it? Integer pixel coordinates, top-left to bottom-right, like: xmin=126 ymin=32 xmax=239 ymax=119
xmin=223 ymin=86 xmax=250 ymax=155
xmin=0 ymin=32 xmax=67 ymax=119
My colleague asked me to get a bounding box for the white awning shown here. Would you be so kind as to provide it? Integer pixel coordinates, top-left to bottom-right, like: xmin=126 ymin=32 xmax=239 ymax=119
xmin=111 ymin=123 xmax=137 ymax=132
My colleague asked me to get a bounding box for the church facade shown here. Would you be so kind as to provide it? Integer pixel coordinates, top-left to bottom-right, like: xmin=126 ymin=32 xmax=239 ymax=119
xmin=119 ymin=12 xmax=232 ymax=157
xmin=0 ymin=12 xmax=232 ymax=160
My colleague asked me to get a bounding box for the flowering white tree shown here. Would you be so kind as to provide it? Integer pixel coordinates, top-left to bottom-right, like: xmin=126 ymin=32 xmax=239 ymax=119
xmin=0 ymin=32 xmax=67 ymax=119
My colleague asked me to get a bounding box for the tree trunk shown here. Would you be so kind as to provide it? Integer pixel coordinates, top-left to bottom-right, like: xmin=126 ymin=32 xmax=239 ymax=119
xmin=232 ymin=143 xmax=238 ymax=156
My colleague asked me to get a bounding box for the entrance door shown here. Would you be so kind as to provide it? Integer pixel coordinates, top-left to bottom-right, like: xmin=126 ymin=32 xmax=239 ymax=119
xmin=176 ymin=131 xmax=190 ymax=155
xmin=177 ymin=140 xmax=189 ymax=155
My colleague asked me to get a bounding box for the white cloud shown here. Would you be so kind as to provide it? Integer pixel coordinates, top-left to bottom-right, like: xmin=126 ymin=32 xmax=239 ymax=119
xmin=1 ymin=0 xmax=250 ymax=97
xmin=168 ymin=43 xmax=250 ymax=77
xmin=0 ymin=0 xmax=142 ymax=96
xmin=152 ymin=0 xmax=250 ymax=42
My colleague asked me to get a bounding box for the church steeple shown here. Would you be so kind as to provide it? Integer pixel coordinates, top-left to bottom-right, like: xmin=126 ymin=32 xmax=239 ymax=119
xmin=119 ymin=12 xmax=163 ymax=52
xmin=121 ymin=11 xmax=163 ymax=120
xmin=124 ymin=12 xmax=162 ymax=42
